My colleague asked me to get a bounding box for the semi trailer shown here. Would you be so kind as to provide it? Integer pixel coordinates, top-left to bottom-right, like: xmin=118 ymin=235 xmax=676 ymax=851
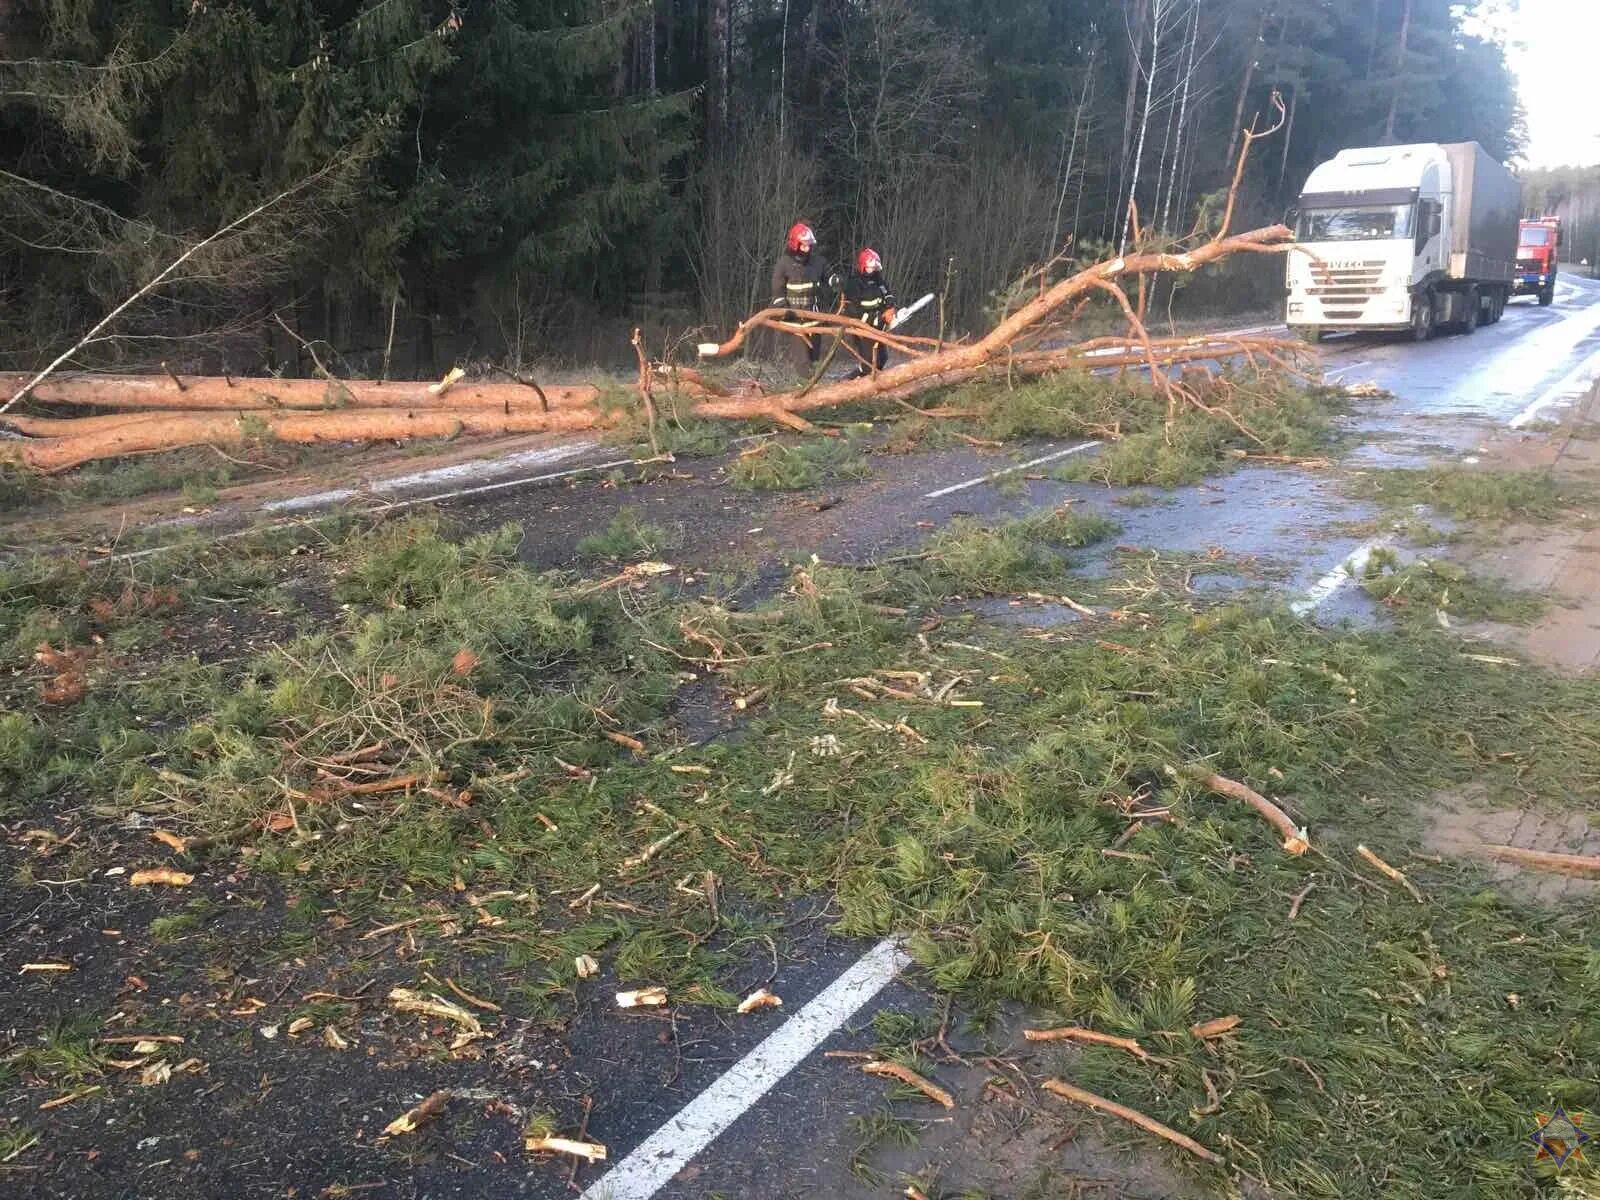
xmin=1285 ymin=142 xmax=1521 ymax=341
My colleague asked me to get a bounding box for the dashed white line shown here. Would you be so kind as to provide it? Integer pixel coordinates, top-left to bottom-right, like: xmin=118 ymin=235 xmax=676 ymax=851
xmin=1325 ymin=359 xmax=1371 ymax=382
xmin=261 ymin=441 xmax=605 ymax=513
xmin=923 ymin=441 xmax=1102 ymax=500
xmin=578 ymin=938 xmax=910 ymax=1200
xmin=1290 ymin=540 xmax=1389 ymax=618
xmin=105 ymin=455 xmax=642 ymax=563
xmin=1509 ymin=343 xmax=1600 ymax=429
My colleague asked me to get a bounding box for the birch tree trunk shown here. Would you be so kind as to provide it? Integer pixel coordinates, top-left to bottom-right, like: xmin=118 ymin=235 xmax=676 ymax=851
xmin=779 ymin=0 xmax=789 ymax=144
xmin=1278 ymin=84 xmax=1298 ymax=194
xmin=1160 ymin=0 xmax=1199 ymax=232
xmin=1121 ymin=0 xmax=1166 ymax=253
xmin=1115 ymin=0 xmax=1152 ymax=241
xmin=1049 ymin=45 xmax=1097 ymax=257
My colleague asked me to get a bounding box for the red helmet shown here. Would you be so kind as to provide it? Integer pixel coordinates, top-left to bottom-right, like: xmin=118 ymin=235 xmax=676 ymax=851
xmin=787 ymin=222 xmax=817 ymax=254
xmin=856 ymin=248 xmax=883 ymax=276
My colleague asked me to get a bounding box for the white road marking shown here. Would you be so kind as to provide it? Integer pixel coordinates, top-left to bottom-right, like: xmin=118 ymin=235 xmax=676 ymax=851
xmin=1509 ymin=343 xmax=1600 ymax=429
xmin=372 ymin=455 xmax=639 ymax=512
xmin=1325 ymin=359 xmax=1371 ymax=383
xmin=261 ymin=441 xmax=604 ymax=513
xmin=105 ymin=455 xmax=641 ymax=563
xmin=1290 ymin=540 xmax=1389 ymax=618
xmin=923 ymin=441 xmax=1102 ymax=500
xmin=578 ymin=938 xmax=911 ymax=1200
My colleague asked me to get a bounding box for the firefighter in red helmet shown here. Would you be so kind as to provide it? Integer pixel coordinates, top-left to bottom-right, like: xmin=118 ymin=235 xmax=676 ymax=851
xmin=770 ymin=222 xmax=838 ymax=373
xmin=843 ymin=247 xmax=898 ymax=377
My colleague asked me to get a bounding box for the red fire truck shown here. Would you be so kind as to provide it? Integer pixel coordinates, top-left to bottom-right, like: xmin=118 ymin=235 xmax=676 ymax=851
xmin=1515 ymin=217 xmax=1561 ymax=306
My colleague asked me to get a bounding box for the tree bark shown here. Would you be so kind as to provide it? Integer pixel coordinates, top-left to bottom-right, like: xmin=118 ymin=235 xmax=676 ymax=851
xmin=0 ymin=374 xmax=601 ymax=413
xmin=1115 ymin=0 xmax=1152 ymax=238
xmin=1049 ymin=45 xmax=1097 ymax=257
xmin=1 ymin=407 xmax=614 ymax=474
xmin=1121 ymin=0 xmax=1165 ymax=253
xmin=1161 ymin=0 xmax=1200 ymax=232
xmin=1278 ymin=84 xmax=1299 ymax=195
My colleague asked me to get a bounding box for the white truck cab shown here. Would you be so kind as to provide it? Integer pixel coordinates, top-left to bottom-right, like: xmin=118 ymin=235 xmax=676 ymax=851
xmin=1286 ymin=143 xmax=1519 ymax=342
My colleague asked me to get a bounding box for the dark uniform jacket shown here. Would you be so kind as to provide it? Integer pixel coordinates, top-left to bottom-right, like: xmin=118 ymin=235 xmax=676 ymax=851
xmin=844 ymin=271 xmax=897 ymax=328
xmin=771 ymin=252 xmax=835 ymax=313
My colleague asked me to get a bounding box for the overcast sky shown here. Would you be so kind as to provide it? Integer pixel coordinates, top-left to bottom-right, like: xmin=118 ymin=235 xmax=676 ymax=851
xmin=1467 ymin=0 xmax=1600 ymax=168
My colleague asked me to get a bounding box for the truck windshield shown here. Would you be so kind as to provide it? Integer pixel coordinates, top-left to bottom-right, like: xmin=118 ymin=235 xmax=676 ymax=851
xmin=1520 ymin=228 xmax=1552 ymax=247
xmin=1297 ymin=204 xmax=1414 ymax=242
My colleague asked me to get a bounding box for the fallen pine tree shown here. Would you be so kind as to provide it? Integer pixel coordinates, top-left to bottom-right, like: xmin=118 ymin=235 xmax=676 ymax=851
xmin=0 ymin=103 xmax=1307 ymax=473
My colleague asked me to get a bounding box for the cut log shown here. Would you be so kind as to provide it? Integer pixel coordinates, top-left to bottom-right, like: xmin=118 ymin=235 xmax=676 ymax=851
xmin=0 ymin=406 xmax=614 ymax=473
xmin=1472 ymin=844 xmax=1600 ymax=878
xmin=0 ymin=372 xmax=603 ymax=414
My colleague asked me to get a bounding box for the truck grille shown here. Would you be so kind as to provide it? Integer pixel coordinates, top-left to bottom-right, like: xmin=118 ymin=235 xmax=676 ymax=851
xmin=1305 ymin=260 xmax=1385 ymax=299
xmin=1518 ymin=258 xmax=1543 ymax=274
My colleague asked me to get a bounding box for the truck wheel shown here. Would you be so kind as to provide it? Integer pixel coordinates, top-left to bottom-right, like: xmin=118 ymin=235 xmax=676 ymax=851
xmin=1539 ymin=284 xmax=1555 ymax=307
xmin=1410 ymin=291 xmax=1434 ymax=342
xmin=1297 ymin=327 xmax=1326 ymax=345
xmin=1461 ymin=288 xmax=1480 ymax=334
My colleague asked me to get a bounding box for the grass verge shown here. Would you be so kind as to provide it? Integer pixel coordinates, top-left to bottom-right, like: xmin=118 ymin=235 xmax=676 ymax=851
xmin=1360 ymin=547 xmax=1549 ymax=628
xmin=1346 ymin=466 xmax=1586 ymax=524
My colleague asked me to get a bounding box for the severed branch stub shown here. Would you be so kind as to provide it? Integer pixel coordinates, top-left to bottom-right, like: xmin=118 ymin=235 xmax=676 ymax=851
xmin=861 ymin=1060 xmax=956 ymax=1109
xmin=382 ymin=1090 xmax=451 ymax=1137
xmin=526 ymin=1134 xmax=608 ymax=1162
xmin=1024 ymin=1026 xmax=1149 ymax=1060
xmin=1181 ymin=768 xmax=1309 ymax=855
xmin=1357 ymin=844 xmax=1424 ymax=902
xmin=1042 ymin=1079 xmax=1222 ymax=1164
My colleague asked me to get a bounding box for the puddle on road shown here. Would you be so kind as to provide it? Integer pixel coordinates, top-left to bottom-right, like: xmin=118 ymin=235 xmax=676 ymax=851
xmin=968 ymin=597 xmax=1088 ymax=628
xmin=1188 ymin=570 xmax=1247 ymax=594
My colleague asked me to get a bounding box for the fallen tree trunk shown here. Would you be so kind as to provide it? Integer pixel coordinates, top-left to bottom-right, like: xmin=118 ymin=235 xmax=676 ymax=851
xmin=0 ymin=372 xmax=602 ymax=414
xmin=0 ymin=406 xmax=615 ymax=472
xmin=693 ymin=225 xmax=1293 ymax=422
xmin=0 ymin=321 xmax=1299 ymax=471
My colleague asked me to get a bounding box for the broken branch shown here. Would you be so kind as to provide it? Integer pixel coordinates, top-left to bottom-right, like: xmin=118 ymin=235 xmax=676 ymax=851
xmin=1042 ymin=1079 xmax=1222 ymax=1164
xmin=861 ymin=1061 xmax=956 ymax=1109
xmin=1470 ymin=844 xmax=1600 ymax=877
xmin=1357 ymin=844 xmax=1424 ymax=902
xmin=1024 ymin=1026 xmax=1149 ymax=1059
xmin=1187 ymin=769 xmax=1309 ymax=855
